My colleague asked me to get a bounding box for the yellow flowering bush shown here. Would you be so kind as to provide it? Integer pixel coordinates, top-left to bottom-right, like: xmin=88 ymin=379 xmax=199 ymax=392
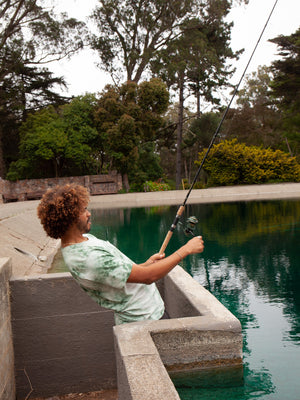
xmin=196 ymin=139 xmax=300 ymax=186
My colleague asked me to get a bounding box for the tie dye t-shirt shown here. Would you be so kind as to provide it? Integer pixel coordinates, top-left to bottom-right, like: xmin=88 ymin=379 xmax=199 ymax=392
xmin=61 ymin=234 xmax=164 ymax=325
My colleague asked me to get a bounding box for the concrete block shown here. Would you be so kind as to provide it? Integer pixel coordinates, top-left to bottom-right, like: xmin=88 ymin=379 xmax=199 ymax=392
xmin=10 ymin=273 xmax=103 ymax=319
xmin=114 ymin=324 xmax=180 ymax=400
xmin=118 ymin=354 xmax=180 ymax=400
xmin=0 ymin=258 xmax=15 ymax=400
xmin=10 ymin=274 xmax=117 ymax=399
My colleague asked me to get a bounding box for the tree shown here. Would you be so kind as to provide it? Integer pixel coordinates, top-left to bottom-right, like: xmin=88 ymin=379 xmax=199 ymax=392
xmin=94 ymin=78 xmax=169 ymax=191
xmin=151 ymin=4 xmax=241 ymax=188
xmin=222 ymin=66 xmax=283 ymax=149
xmin=89 ymin=0 xmax=248 ymax=85
xmin=89 ymin=0 xmax=198 ymax=84
xmin=89 ymin=0 xmax=249 ymax=189
xmin=6 ymin=95 xmax=99 ymax=180
xmin=0 ymin=1 xmax=85 ymax=65
xmin=0 ymin=54 xmax=68 ymax=174
xmin=0 ymin=0 xmax=86 ymax=177
xmin=269 ymin=28 xmax=300 ymax=158
xmin=183 ymin=112 xmax=220 ymax=183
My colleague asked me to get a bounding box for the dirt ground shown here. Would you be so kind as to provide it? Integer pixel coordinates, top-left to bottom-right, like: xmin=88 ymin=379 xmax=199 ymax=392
xmin=32 ymin=389 xmax=118 ymax=400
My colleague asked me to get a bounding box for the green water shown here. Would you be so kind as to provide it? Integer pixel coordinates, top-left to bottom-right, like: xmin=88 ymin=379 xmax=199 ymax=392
xmin=51 ymin=199 xmax=300 ymax=400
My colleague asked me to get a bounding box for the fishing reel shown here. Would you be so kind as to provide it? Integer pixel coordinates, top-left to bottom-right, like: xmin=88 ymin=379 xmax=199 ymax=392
xmin=179 ymin=216 xmax=199 ymax=237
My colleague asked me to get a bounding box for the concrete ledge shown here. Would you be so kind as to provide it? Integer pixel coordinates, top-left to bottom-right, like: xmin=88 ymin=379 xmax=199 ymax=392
xmin=89 ymin=183 xmax=300 ymax=208
xmin=0 ymin=258 xmax=16 ymax=400
xmin=0 ymin=208 xmax=59 ymax=277
xmin=113 ymin=266 xmax=243 ymax=400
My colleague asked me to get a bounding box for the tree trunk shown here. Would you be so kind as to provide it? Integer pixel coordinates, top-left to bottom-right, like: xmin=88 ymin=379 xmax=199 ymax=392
xmin=122 ymin=173 xmax=130 ymax=192
xmin=184 ymin=159 xmax=188 ymax=185
xmin=0 ymin=126 xmax=5 ymax=178
xmin=53 ymin=159 xmax=58 ymax=178
xmin=196 ymin=85 xmax=201 ymax=119
xmin=175 ymin=75 xmax=185 ymax=189
xmin=285 ymin=137 xmax=293 ymax=157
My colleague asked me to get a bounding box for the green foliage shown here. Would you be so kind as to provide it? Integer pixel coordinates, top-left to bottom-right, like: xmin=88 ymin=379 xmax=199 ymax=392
xmin=0 ymin=0 xmax=86 ymax=176
xmin=181 ymin=178 xmax=205 ymax=190
xmin=95 ymin=79 xmax=169 ymax=188
xmin=90 ymin=0 xmax=199 ymax=83
xmin=187 ymin=113 xmax=220 ymax=149
xmin=90 ymin=0 xmax=248 ymax=84
xmin=129 ymin=142 xmax=163 ymax=192
xmin=6 ymin=95 xmax=99 ymax=180
xmin=222 ymin=66 xmax=283 ymax=150
xmin=269 ymin=28 xmax=300 ymax=158
xmin=144 ymin=181 xmax=171 ymax=192
xmin=196 ymin=139 xmax=300 ymax=187
xmin=138 ymin=79 xmax=170 ymax=114
xmin=0 ymin=2 xmax=85 ymax=66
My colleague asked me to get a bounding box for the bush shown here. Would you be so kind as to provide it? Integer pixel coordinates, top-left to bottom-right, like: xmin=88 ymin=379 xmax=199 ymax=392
xmin=144 ymin=180 xmax=171 ymax=192
xmin=196 ymin=139 xmax=300 ymax=186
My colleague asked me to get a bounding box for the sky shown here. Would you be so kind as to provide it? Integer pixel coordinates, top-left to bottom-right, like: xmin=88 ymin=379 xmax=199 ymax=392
xmin=50 ymin=0 xmax=300 ymax=98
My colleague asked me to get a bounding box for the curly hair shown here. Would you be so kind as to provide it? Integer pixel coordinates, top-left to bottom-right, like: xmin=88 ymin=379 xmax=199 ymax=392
xmin=37 ymin=184 xmax=90 ymax=239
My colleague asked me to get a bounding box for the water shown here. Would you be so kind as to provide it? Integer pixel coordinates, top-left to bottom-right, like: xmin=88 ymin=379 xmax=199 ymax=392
xmin=51 ymin=199 xmax=300 ymax=400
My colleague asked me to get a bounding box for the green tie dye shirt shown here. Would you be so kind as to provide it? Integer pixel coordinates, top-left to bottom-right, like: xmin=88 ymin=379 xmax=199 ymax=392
xmin=61 ymin=234 xmax=164 ymax=325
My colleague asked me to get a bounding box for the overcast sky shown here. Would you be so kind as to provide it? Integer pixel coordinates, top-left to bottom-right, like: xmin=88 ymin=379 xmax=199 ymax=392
xmin=50 ymin=0 xmax=300 ymax=98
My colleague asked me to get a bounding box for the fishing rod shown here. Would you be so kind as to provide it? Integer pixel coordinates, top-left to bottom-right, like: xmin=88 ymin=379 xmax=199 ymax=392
xmin=159 ymin=0 xmax=279 ymax=255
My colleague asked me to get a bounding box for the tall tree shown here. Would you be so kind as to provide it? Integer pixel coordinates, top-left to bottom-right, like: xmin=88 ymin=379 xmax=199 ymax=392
xmin=151 ymin=2 xmax=241 ymax=188
xmin=89 ymin=0 xmax=248 ymax=85
xmin=269 ymin=28 xmax=300 ymax=158
xmin=94 ymin=78 xmax=169 ymax=191
xmin=0 ymin=59 xmax=67 ymax=175
xmin=0 ymin=0 xmax=86 ymax=177
xmin=89 ymin=0 xmax=197 ymax=84
xmin=0 ymin=1 xmax=85 ymax=64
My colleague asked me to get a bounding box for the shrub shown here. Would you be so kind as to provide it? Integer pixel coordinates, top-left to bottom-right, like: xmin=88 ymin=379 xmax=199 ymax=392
xmin=144 ymin=180 xmax=171 ymax=191
xmin=196 ymin=139 xmax=300 ymax=186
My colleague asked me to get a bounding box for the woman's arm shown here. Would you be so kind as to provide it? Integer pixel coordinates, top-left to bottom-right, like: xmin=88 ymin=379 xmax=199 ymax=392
xmin=127 ymin=236 xmax=204 ymax=284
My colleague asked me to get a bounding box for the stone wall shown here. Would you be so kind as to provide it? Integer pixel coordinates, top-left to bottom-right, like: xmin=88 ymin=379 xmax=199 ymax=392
xmin=0 ymin=258 xmax=15 ymax=400
xmin=0 ymin=172 xmax=122 ymax=203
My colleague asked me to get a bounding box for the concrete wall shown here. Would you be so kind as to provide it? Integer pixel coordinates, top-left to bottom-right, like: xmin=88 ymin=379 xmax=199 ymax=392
xmin=10 ymin=273 xmax=117 ymax=399
xmin=0 ymin=258 xmax=15 ymax=400
xmin=9 ymin=267 xmax=242 ymax=400
xmin=0 ymin=172 xmax=122 ymax=203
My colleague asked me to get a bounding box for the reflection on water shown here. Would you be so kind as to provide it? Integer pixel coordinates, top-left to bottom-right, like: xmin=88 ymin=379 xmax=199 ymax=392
xmin=50 ymin=199 xmax=300 ymax=400
xmin=170 ymin=364 xmax=244 ymax=390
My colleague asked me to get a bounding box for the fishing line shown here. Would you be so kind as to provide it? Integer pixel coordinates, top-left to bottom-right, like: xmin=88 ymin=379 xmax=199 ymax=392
xmin=159 ymin=0 xmax=279 ymax=254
